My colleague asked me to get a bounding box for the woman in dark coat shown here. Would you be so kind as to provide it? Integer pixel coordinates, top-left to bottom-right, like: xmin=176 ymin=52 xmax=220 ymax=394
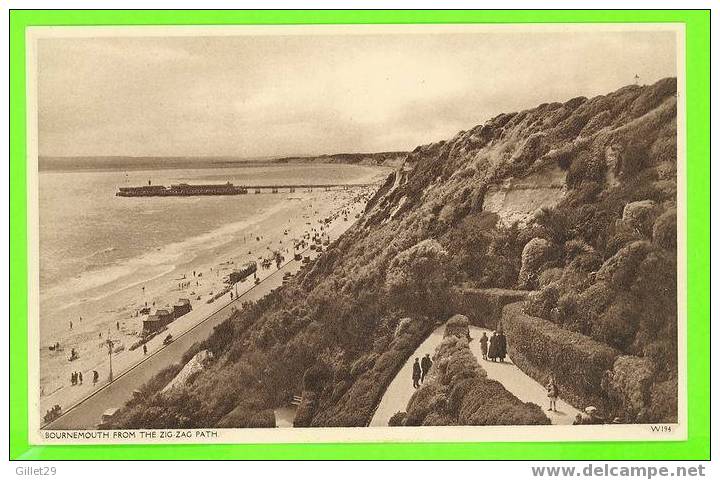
xmin=496 ymin=331 xmax=507 ymax=362
xmin=487 ymin=332 xmax=499 ymax=362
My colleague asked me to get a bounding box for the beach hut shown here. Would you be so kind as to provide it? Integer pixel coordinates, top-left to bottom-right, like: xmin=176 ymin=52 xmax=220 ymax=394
xmin=142 ymin=315 xmax=162 ymax=335
xmin=173 ymin=298 xmax=192 ymax=318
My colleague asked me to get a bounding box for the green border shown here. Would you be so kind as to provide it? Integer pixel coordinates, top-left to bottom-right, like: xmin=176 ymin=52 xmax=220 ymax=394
xmin=9 ymin=9 xmax=710 ymax=460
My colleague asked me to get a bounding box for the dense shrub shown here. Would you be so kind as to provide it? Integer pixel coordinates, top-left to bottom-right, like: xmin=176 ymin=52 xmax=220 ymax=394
xmin=458 ymin=379 xmax=549 ymax=425
xmin=567 ymin=151 xmax=607 ymax=188
xmin=652 ymin=209 xmax=677 ymax=250
xmin=518 ymin=237 xmax=558 ymax=289
xmin=388 ymin=411 xmax=407 ymax=426
xmin=385 ymin=239 xmax=452 ymax=318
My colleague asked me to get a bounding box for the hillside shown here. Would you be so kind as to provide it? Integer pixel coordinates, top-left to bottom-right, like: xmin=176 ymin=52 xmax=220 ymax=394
xmin=274 ymin=151 xmax=408 ymax=168
xmin=39 ymin=151 xmax=407 ymax=172
xmin=108 ymin=78 xmax=678 ymax=428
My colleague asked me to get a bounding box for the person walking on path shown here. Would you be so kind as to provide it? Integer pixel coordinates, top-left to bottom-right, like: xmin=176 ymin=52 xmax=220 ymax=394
xmin=479 ymin=332 xmax=489 ymax=360
xmin=93 ymin=370 xmax=99 ymax=385
xmin=420 ymin=354 xmax=432 ymax=383
xmin=546 ymin=375 xmax=559 ymax=412
xmin=78 ymin=371 xmax=83 ymax=385
xmin=497 ymin=330 xmax=508 ymax=362
xmin=71 ymin=372 xmax=76 ymax=386
xmin=488 ymin=332 xmax=498 ymax=362
xmin=143 ymin=344 xmax=148 ymax=355
xmin=412 ymin=358 xmax=422 ymax=389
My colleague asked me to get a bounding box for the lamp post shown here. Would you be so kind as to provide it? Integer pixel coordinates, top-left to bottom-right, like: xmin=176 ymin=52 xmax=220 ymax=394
xmin=106 ymin=332 xmax=114 ymax=383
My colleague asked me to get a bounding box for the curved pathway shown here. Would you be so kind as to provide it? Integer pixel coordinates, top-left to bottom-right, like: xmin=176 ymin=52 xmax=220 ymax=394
xmin=369 ymin=324 xmax=445 ymax=427
xmin=468 ymin=326 xmax=580 ymax=425
xmin=369 ymin=323 xmax=581 ymax=427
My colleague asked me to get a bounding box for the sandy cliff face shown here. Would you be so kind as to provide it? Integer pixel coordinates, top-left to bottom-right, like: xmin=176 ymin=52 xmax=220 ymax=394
xmin=483 ymin=164 xmax=567 ymax=226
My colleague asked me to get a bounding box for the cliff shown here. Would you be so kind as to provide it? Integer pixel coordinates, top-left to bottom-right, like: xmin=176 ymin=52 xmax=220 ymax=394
xmin=109 ymin=78 xmax=678 ymax=428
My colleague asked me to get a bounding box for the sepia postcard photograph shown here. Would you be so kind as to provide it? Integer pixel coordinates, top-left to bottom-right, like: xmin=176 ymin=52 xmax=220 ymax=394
xmin=24 ymin=22 xmax=688 ymax=447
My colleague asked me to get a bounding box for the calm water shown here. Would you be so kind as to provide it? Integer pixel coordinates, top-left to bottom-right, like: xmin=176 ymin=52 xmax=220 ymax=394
xmin=38 ymin=163 xmax=384 ymax=341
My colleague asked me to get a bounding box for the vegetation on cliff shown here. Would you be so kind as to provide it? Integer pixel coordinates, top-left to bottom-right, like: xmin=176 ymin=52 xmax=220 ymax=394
xmin=108 ymin=78 xmax=678 ymax=428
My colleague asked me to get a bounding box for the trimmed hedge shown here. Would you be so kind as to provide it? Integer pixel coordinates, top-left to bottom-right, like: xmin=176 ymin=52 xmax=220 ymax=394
xmin=501 ymin=302 xmax=619 ymax=412
xmin=450 ymin=287 xmax=529 ymax=329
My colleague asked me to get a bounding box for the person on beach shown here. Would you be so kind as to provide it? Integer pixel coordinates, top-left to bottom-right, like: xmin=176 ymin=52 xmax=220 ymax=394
xmin=116 ymin=321 xmax=120 ymax=330
xmin=69 ymin=320 xmax=73 ymax=330
xmin=546 ymin=376 xmax=559 ymax=412
xmin=412 ymin=358 xmax=422 ymax=389
xmin=420 ymin=353 xmax=432 ymax=383
xmin=480 ymin=332 xmax=489 ymax=360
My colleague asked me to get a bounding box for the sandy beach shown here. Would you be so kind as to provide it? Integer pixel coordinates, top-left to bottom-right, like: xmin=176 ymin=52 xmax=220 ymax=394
xmin=39 ymin=182 xmax=383 ymax=421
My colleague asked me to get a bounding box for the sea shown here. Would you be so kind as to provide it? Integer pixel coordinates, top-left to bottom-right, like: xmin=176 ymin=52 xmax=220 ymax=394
xmin=38 ymin=163 xmax=386 ymax=346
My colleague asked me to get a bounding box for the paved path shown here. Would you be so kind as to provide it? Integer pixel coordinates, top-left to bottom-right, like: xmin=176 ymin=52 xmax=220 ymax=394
xmin=468 ymin=326 xmax=580 ymax=425
xmin=369 ymin=324 xmax=580 ymax=427
xmin=369 ymin=324 xmax=445 ymax=427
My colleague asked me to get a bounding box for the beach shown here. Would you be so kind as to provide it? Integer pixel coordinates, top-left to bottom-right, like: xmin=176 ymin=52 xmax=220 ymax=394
xmin=38 ymin=163 xmax=390 ymax=420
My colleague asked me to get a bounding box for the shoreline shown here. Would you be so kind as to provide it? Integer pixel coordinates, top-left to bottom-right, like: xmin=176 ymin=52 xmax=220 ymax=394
xmin=39 ymin=185 xmax=378 ymax=424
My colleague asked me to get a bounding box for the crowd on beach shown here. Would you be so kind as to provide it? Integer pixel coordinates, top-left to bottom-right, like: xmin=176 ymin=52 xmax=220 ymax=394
xmin=40 ymin=185 xmax=377 ymax=425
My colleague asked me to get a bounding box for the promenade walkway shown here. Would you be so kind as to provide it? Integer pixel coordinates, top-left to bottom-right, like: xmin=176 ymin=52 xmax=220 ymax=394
xmin=44 ymin=209 xmax=359 ymax=430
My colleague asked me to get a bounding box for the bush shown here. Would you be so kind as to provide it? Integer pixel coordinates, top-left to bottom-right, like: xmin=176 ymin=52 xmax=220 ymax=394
xmin=525 ymin=283 xmax=559 ymax=319
xmin=596 ymin=241 xmax=653 ymax=289
xmin=385 ymin=239 xmax=452 ymax=318
xmin=602 ymin=355 xmax=655 ymax=422
xmin=567 ymin=151 xmax=607 ymax=188
xmin=618 ymin=142 xmax=648 ymax=178
xmin=622 ymin=200 xmax=661 ymax=237
xmin=518 ymin=237 xmax=558 ymax=289
xmin=350 ymin=353 xmax=379 ymax=378
xmin=444 ymin=314 xmax=470 ymax=341
xmin=458 ymin=379 xmax=550 ymax=425
xmin=303 ymin=363 xmax=331 ymax=392
xmin=388 ymin=411 xmax=407 ymax=426
xmin=652 ymin=209 xmax=677 ymax=250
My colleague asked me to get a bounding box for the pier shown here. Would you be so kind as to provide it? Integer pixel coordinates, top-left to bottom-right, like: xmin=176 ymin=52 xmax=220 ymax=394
xmin=116 ymin=182 xmax=377 ymax=197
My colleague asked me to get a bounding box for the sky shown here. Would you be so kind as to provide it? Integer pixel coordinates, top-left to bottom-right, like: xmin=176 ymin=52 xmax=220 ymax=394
xmin=36 ymin=28 xmax=677 ymax=158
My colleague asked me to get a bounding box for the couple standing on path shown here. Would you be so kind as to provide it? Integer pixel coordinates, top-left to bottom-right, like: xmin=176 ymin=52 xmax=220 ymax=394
xmin=412 ymin=353 xmax=433 ymax=388
xmin=479 ymin=330 xmax=507 ymax=362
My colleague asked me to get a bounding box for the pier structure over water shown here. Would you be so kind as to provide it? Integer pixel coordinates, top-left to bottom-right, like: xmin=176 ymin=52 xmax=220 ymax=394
xmin=116 ymin=182 xmax=376 ymax=197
